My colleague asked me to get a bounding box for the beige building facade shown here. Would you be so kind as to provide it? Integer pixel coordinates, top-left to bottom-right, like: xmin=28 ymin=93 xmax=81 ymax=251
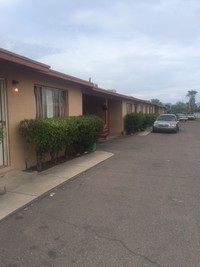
xmin=0 ymin=48 xmax=166 ymax=173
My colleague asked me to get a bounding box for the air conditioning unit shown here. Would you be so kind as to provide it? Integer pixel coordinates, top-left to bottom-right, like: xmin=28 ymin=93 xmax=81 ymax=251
xmin=107 ymin=89 xmax=116 ymax=93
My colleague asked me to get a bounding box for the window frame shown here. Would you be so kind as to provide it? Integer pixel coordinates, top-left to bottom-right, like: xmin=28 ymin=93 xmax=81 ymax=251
xmin=34 ymin=85 xmax=67 ymax=118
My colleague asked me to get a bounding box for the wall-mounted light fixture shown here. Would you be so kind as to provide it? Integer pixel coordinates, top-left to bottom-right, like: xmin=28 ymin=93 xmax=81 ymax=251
xmin=12 ymin=80 xmax=19 ymax=93
xmin=102 ymin=103 xmax=108 ymax=111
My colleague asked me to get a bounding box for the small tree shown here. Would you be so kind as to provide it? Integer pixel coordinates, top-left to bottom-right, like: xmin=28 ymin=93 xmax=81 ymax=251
xmin=170 ymin=101 xmax=187 ymax=113
xmin=151 ymin=99 xmax=164 ymax=106
xmin=187 ymin=90 xmax=198 ymax=113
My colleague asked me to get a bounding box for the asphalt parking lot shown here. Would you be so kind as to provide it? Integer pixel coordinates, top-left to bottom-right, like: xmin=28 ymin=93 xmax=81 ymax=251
xmin=0 ymin=120 xmax=200 ymax=267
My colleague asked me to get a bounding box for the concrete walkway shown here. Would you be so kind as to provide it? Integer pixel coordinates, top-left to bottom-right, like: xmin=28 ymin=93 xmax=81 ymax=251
xmin=0 ymin=150 xmax=113 ymax=221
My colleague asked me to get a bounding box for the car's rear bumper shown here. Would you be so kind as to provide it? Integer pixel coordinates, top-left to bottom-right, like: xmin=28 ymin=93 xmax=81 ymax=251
xmin=153 ymin=126 xmax=178 ymax=133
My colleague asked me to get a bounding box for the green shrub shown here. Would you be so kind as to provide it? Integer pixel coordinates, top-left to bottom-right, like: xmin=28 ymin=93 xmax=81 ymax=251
xmin=19 ymin=115 xmax=103 ymax=171
xmin=69 ymin=116 xmax=103 ymax=153
xmin=125 ymin=113 xmax=156 ymax=134
xmin=125 ymin=113 xmax=141 ymax=133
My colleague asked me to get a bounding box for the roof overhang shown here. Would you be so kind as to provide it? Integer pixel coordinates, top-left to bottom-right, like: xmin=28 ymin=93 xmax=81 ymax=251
xmin=83 ymin=86 xmax=154 ymax=105
xmin=0 ymin=48 xmax=93 ymax=88
xmin=0 ymin=48 xmax=167 ymax=109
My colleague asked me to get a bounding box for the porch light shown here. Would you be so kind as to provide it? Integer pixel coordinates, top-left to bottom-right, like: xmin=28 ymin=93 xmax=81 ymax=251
xmin=12 ymin=80 xmax=19 ymax=93
xmin=102 ymin=103 xmax=107 ymax=111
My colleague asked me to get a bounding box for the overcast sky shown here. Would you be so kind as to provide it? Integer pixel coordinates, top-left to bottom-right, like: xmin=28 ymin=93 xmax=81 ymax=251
xmin=1 ymin=0 xmax=200 ymax=104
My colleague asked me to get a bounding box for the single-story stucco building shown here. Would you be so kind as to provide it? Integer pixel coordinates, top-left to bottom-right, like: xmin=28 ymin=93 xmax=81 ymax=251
xmin=0 ymin=48 xmax=166 ymax=173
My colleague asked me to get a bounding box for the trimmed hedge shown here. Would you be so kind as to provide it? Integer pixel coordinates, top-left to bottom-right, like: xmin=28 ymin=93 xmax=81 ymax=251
xmin=19 ymin=115 xmax=103 ymax=171
xmin=125 ymin=113 xmax=157 ymax=134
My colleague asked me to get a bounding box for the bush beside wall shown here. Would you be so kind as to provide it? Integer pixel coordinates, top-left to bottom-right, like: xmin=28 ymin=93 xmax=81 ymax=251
xmin=125 ymin=113 xmax=157 ymax=134
xmin=19 ymin=115 xmax=103 ymax=171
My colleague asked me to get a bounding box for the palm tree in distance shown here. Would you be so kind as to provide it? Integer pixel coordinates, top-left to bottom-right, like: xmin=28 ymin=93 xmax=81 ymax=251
xmin=186 ymin=90 xmax=198 ymax=113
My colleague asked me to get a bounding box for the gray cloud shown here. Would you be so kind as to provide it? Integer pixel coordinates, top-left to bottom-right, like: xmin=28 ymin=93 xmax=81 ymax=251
xmin=1 ymin=0 xmax=200 ymax=103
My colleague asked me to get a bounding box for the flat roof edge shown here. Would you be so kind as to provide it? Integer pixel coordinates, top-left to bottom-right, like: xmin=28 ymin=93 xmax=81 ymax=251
xmin=0 ymin=48 xmax=50 ymax=72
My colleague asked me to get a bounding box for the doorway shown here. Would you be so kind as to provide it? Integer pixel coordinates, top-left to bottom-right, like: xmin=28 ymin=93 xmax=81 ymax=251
xmin=0 ymin=79 xmax=8 ymax=167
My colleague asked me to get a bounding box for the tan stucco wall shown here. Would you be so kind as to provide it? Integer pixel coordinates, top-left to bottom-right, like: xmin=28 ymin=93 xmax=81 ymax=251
xmin=108 ymin=99 xmax=123 ymax=134
xmin=68 ymin=87 xmax=82 ymax=116
xmin=0 ymin=65 xmax=83 ymax=172
xmin=122 ymin=101 xmax=129 ymax=133
xmin=137 ymin=104 xmax=143 ymax=113
xmin=122 ymin=101 xmax=127 ymax=117
xmin=0 ymin=67 xmax=36 ymax=172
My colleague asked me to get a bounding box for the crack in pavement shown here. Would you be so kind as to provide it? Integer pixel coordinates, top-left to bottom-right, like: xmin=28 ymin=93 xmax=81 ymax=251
xmin=92 ymin=230 xmax=162 ymax=267
xmin=45 ymin=213 xmax=162 ymax=267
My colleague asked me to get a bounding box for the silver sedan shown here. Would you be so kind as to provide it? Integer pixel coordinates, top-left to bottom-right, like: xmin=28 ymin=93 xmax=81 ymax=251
xmin=153 ymin=114 xmax=179 ymax=133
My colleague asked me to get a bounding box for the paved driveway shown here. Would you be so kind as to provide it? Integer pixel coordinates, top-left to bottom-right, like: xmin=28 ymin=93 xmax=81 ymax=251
xmin=0 ymin=120 xmax=200 ymax=267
